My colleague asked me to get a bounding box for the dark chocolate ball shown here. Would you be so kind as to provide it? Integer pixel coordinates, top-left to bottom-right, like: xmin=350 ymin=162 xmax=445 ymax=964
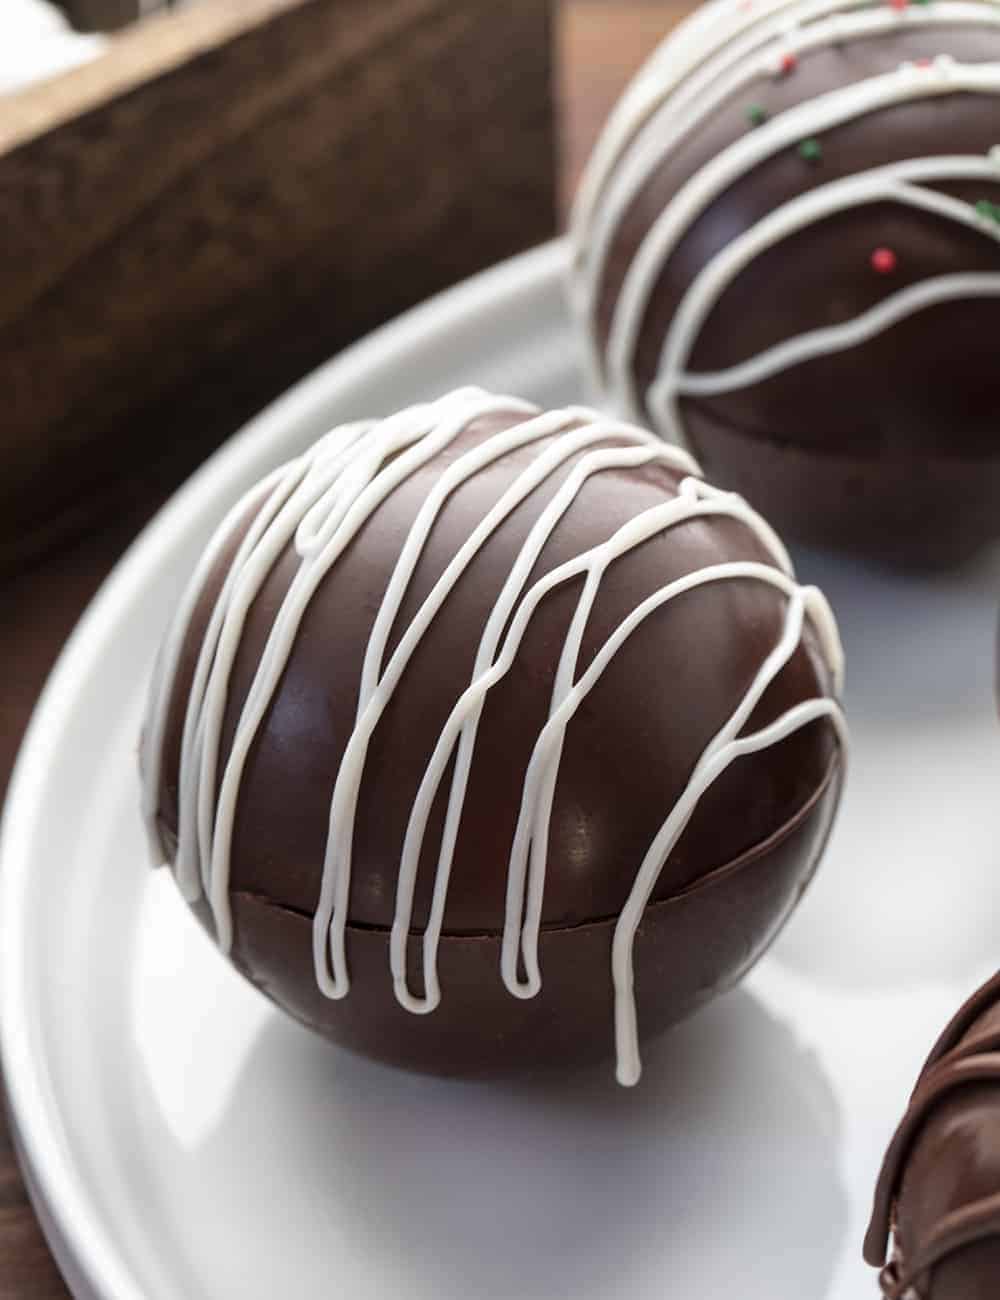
xmin=569 ymin=0 xmax=1000 ymax=568
xmin=866 ymin=971 xmax=1000 ymax=1298
xmin=141 ymin=388 xmax=846 ymax=1083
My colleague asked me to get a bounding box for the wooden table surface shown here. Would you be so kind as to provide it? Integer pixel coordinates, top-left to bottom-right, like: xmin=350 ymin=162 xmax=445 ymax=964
xmin=0 ymin=3 xmax=686 ymax=1293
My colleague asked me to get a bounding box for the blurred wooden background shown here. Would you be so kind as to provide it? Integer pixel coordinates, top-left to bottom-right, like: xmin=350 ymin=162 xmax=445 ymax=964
xmin=0 ymin=0 xmax=556 ymax=574
xmin=0 ymin=2 xmax=684 ymax=1294
xmin=559 ymin=0 xmax=683 ymax=206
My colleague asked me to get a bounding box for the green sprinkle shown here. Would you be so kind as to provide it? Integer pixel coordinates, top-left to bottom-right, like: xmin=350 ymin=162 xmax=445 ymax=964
xmin=746 ymin=104 xmax=769 ymax=127
xmin=798 ymin=138 xmax=823 ymax=162
xmin=912 ymin=0 xmax=932 ymax=7
xmin=975 ymin=198 xmax=1000 ymax=223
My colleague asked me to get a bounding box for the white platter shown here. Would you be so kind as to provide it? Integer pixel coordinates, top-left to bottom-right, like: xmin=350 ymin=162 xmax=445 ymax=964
xmin=3 ymin=240 xmax=1000 ymax=1300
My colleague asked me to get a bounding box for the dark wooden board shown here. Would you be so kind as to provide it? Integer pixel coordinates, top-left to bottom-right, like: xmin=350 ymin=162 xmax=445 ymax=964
xmin=0 ymin=0 xmax=555 ymax=574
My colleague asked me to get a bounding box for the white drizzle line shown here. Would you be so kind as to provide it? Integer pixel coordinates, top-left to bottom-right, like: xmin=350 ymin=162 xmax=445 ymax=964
xmin=674 ymin=273 xmax=1000 ymax=398
xmin=140 ymin=458 xmax=306 ymax=874
xmin=601 ymin=57 xmax=1000 ymax=419
xmin=645 ymin=160 xmax=1000 ymax=431
xmin=571 ymin=0 xmax=892 ymax=387
xmin=571 ymin=0 xmax=1000 ymax=276
xmin=571 ymin=3 xmax=1000 ymax=336
xmin=208 ymin=389 xmax=539 ymax=954
xmin=612 ymin=583 xmax=845 ymax=1084
xmin=142 ymin=388 xmax=846 ymax=1086
xmin=310 ymin=408 xmax=674 ymax=1001
xmin=570 ymin=0 xmax=867 ymax=251
xmin=390 ymin=438 xmax=689 ymax=1016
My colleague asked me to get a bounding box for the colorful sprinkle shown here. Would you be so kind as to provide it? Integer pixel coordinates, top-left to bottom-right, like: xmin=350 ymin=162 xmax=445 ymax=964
xmin=747 ymin=104 xmax=769 ymax=127
xmin=889 ymin=0 xmax=909 ymax=11
xmin=871 ymin=248 xmax=898 ymax=274
xmin=975 ymin=198 xmax=1000 ymax=223
xmin=779 ymin=51 xmax=799 ymax=74
xmin=798 ymin=138 xmax=823 ymax=162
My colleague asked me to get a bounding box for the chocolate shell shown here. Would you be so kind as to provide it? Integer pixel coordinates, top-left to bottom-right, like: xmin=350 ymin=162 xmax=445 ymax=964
xmin=866 ymin=971 xmax=1000 ymax=1298
xmin=141 ymin=388 xmax=846 ymax=1083
xmin=569 ymin=0 xmax=1000 ymax=568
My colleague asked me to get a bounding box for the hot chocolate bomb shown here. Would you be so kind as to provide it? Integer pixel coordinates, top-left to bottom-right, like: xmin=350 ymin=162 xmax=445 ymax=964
xmin=142 ymin=389 xmax=846 ymax=1084
xmin=569 ymin=0 xmax=1000 ymax=567
xmin=866 ymin=971 xmax=1000 ymax=1298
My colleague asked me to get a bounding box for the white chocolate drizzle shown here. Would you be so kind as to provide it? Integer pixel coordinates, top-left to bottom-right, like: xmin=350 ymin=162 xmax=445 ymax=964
xmin=573 ymin=4 xmax=1000 ymax=317
xmin=568 ymin=0 xmax=1000 ymax=434
xmin=142 ymin=388 xmax=846 ymax=1085
xmin=650 ymin=159 xmax=1000 ymax=436
xmin=667 ymin=274 xmax=1000 ymax=398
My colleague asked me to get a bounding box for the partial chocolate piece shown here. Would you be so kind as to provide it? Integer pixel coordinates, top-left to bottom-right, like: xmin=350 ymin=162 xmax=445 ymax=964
xmin=59 ymin=0 xmax=148 ymax=32
xmin=866 ymin=971 xmax=1000 ymax=1298
xmin=569 ymin=0 xmax=1000 ymax=568
xmin=141 ymin=388 xmax=846 ymax=1083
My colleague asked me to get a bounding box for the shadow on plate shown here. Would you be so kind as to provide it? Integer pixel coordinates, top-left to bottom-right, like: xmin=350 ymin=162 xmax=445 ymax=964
xmin=772 ymin=545 xmax=1000 ymax=990
xmin=166 ymin=989 xmax=847 ymax=1299
xmin=791 ymin=543 xmax=1000 ymax=724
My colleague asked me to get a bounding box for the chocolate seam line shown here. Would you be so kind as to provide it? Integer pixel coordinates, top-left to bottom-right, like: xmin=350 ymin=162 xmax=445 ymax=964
xmin=221 ymin=748 xmax=841 ymax=941
xmin=865 ymin=1052 xmax=1000 ymax=1267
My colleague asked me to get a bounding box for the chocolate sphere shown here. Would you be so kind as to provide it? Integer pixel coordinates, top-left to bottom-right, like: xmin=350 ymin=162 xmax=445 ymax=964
xmin=141 ymin=388 xmax=846 ymax=1084
xmin=866 ymin=971 xmax=1000 ymax=1298
xmin=569 ymin=0 xmax=1000 ymax=568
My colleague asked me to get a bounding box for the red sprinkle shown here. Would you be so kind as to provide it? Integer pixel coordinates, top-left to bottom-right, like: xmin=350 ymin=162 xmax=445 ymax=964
xmin=871 ymin=247 xmax=899 ymax=274
xmin=780 ymin=51 xmax=799 ymax=74
xmin=889 ymin=0 xmax=909 ymax=11
xmin=915 ymin=57 xmax=933 ymax=68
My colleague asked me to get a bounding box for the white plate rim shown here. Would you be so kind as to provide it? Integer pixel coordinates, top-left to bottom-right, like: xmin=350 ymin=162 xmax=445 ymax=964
xmin=0 ymin=239 xmax=568 ymax=1300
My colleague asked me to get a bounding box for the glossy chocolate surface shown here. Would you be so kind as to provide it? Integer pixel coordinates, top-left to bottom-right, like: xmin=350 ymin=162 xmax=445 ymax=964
xmin=582 ymin=14 xmax=1000 ymax=566
xmin=149 ymin=400 xmax=844 ymax=1075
